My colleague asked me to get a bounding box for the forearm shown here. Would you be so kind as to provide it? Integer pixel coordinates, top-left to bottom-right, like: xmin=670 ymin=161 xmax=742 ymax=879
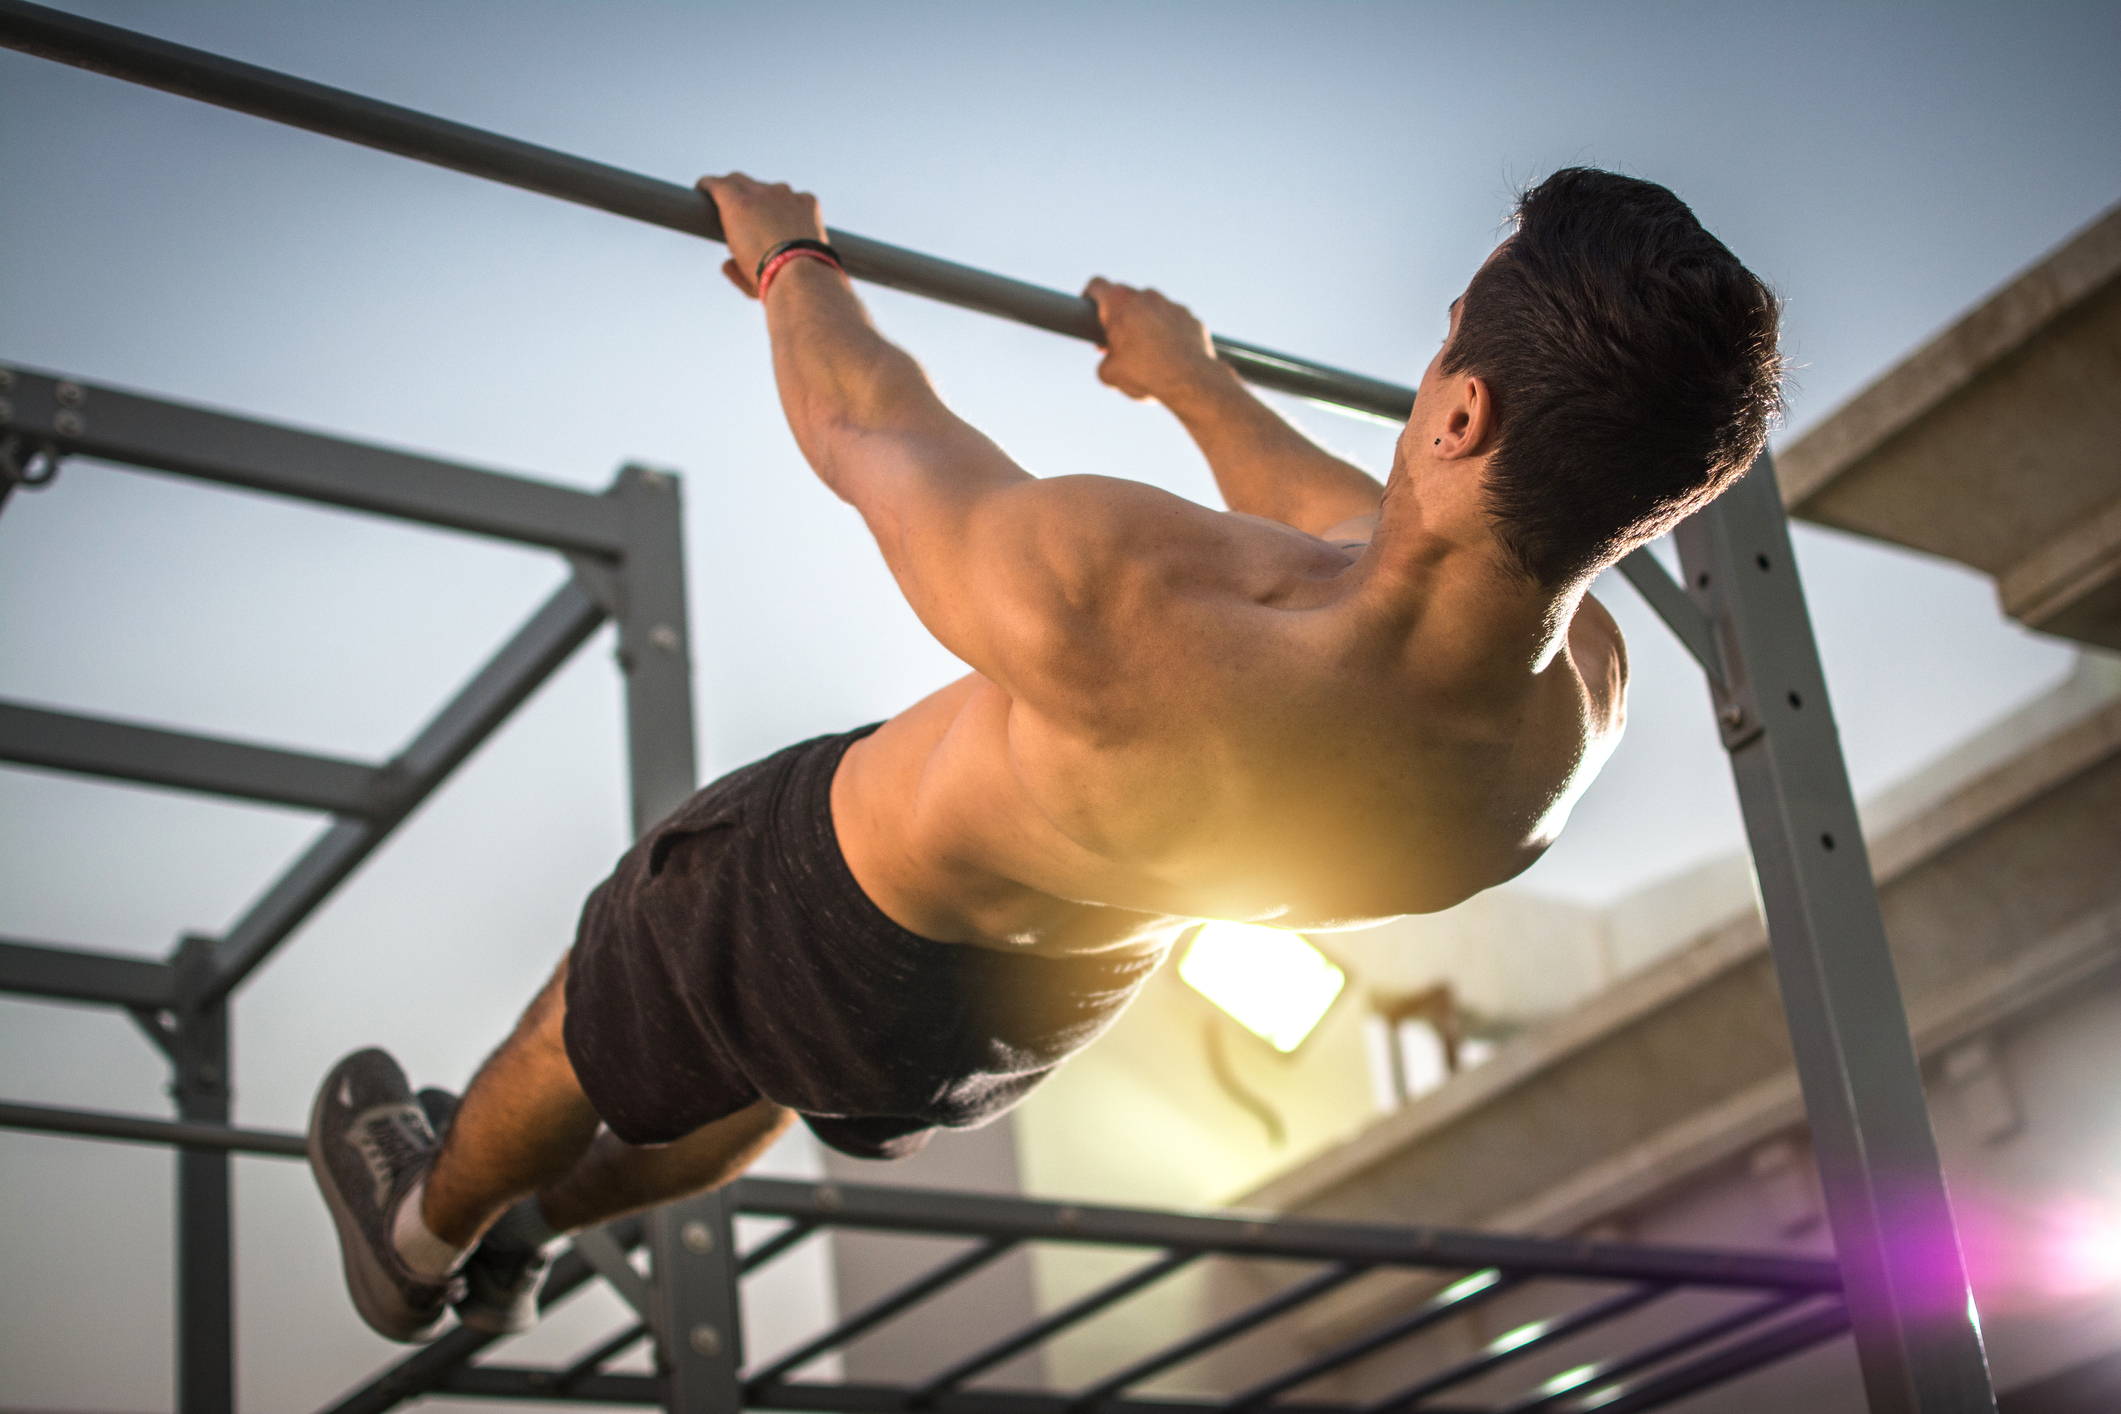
xmin=759 ymin=258 xmax=956 ymax=500
xmin=1160 ymin=361 xmax=1384 ymax=534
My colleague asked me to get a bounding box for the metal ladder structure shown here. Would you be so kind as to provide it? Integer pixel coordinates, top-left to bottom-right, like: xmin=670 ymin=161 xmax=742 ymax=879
xmin=0 ymin=4 xmax=1998 ymax=1412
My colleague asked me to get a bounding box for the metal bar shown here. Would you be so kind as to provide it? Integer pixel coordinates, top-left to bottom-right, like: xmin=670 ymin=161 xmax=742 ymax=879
xmin=317 ymin=1219 xmax=645 ymax=1414
xmin=0 ymin=698 xmax=390 ymax=815
xmin=0 ymin=363 xmax=626 ymax=555
xmin=1678 ymin=456 xmax=1995 ymax=1413
xmin=1576 ymin=1301 xmax=1853 ymax=1414
xmin=739 ymin=1220 xmax=820 ymax=1275
xmin=1221 ymin=1270 xmax=1528 ymax=1411
xmin=651 ymin=1190 xmax=745 ymax=1414
xmin=912 ymin=1251 xmax=1197 ymax=1402
xmin=1615 ymin=548 xmax=1723 ymax=691
xmin=445 ymin=1375 xmax=1371 ymax=1414
xmin=577 ymin=1226 xmax=655 ymax=1326
xmin=754 ymin=1385 xmax=1375 ymax=1414
xmin=0 ymin=4 xmax=1417 ymax=424
xmin=1493 ymin=1291 xmax=1807 ymax=1414
xmin=1359 ymin=1283 xmax=1669 ymax=1414
xmin=203 ymin=573 xmax=608 ymax=1000
xmin=0 ymin=1098 xmax=305 ymax=1156
xmin=1071 ymin=1262 xmax=1373 ymax=1409
xmin=731 ymin=1179 xmax=1841 ymax=1294
xmin=0 ymin=935 xmax=175 ymax=1007
xmin=745 ymin=1238 xmax=1019 ymax=1389
xmin=606 ymin=459 xmax=712 ymax=1414
xmin=611 ymin=465 xmax=699 ymax=834
xmin=439 ymin=1366 xmax=660 ymax=1404
xmin=169 ymin=971 xmax=233 ymax=1414
xmin=556 ymin=1321 xmax=650 ymax=1393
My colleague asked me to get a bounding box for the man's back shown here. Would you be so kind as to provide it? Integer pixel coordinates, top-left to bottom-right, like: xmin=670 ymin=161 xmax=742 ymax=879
xmin=832 ymin=462 xmax=1627 ymax=957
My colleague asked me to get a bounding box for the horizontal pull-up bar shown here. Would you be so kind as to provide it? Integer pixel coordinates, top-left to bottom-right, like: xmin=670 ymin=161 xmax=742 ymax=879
xmin=0 ymin=0 xmax=1419 ymax=424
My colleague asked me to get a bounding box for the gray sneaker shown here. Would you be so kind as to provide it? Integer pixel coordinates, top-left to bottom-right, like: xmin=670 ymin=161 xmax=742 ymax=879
xmin=308 ymin=1049 xmax=462 ymax=1342
xmin=417 ymin=1087 xmax=555 ymax=1335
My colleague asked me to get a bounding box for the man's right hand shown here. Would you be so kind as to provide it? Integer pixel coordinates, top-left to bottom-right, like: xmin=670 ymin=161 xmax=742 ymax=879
xmin=1084 ymin=278 xmax=1234 ymax=407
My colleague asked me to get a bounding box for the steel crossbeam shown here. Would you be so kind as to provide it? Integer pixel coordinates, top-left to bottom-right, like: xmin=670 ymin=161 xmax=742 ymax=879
xmin=0 ymin=363 xmax=627 ymax=555
xmin=0 ymin=2 xmax=1412 ymax=425
xmin=0 ymin=700 xmax=392 ymax=815
xmin=0 ymin=936 xmax=177 ymax=1008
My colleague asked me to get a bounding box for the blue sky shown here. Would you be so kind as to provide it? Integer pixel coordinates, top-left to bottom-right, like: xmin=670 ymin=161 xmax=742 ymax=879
xmin=2 ymin=2 xmax=2116 ymax=1405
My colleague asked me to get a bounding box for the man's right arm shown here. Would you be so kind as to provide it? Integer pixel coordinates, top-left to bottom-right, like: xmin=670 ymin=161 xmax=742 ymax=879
xmin=1086 ymin=280 xmax=1384 ymax=537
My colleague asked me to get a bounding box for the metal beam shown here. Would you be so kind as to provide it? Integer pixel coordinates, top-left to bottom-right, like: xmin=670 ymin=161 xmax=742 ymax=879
xmin=746 ymin=1238 xmax=1019 ymax=1390
xmin=0 ymin=699 xmax=391 ymax=816
xmin=730 ymin=1179 xmax=1842 ymax=1294
xmin=1615 ymin=547 xmax=1724 ymax=691
xmin=454 ymin=1376 xmax=1369 ymax=1414
xmin=0 ymin=1098 xmax=305 ymax=1156
xmin=1584 ymin=1301 xmax=1852 ymax=1414
xmin=0 ymin=935 xmax=175 ymax=1008
xmin=0 ymin=363 xmax=626 ymax=555
xmin=1222 ymin=1270 xmax=1526 ymax=1412
xmin=738 ymin=1220 xmax=819 ymax=1275
xmin=166 ymin=939 xmax=235 ymax=1414
xmin=611 ymin=465 xmax=699 ymax=834
xmin=1679 ymin=457 xmax=1995 ymax=1413
xmin=0 ymin=3 xmax=1417 ymax=424
xmin=651 ymin=1191 xmax=746 ymax=1414
xmin=1069 ymin=1263 xmax=1374 ymax=1409
xmin=911 ymin=1251 xmax=1197 ymax=1401
xmin=1358 ymin=1283 xmax=1669 ymax=1414
xmin=1494 ymin=1291 xmax=1808 ymax=1414
xmin=319 ymin=1219 xmax=646 ymax=1414
xmin=201 ymin=573 xmax=607 ymax=1000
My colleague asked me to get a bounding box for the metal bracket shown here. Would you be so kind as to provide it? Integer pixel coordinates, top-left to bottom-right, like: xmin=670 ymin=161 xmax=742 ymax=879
xmin=1616 ymin=547 xmax=1727 ymax=696
xmin=573 ymin=1226 xmax=656 ymax=1331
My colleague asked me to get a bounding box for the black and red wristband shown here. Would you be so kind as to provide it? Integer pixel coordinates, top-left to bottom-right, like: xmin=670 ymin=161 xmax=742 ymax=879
xmin=755 ymin=238 xmax=845 ymax=299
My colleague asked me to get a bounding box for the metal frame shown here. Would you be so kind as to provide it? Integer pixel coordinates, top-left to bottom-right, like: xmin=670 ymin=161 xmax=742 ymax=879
xmin=0 ymin=3 xmax=1995 ymax=1411
xmin=3 ymin=1087 xmax=1850 ymax=1414
xmin=0 ymin=360 xmax=697 ymax=1410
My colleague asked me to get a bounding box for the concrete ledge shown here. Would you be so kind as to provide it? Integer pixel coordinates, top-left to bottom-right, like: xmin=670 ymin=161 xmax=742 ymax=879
xmin=1776 ymin=202 xmax=2121 ymax=513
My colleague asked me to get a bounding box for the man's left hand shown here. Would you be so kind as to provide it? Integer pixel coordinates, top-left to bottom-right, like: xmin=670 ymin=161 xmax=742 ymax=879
xmin=698 ymin=173 xmax=829 ymax=299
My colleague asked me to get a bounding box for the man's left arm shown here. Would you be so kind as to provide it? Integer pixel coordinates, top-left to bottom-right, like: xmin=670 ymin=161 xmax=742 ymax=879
xmin=1087 ymin=280 xmax=1385 ymax=537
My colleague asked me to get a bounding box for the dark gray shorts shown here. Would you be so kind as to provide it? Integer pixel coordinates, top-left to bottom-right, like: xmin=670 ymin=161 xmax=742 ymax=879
xmin=562 ymin=725 xmax=1163 ymax=1159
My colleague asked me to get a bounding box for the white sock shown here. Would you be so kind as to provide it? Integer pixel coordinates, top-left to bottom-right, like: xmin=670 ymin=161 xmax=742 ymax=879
xmin=391 ymin=1176 xmax=469 ymax=1279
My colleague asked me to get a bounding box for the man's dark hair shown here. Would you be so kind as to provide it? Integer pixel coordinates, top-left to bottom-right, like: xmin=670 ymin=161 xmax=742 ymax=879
xmin=1443 ymin=168 xmax=1784 ymax=587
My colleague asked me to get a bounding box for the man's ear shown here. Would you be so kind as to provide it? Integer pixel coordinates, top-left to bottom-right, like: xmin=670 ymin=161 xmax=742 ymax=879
xmin=1435 ymin=374 xmax=1495 ymax=459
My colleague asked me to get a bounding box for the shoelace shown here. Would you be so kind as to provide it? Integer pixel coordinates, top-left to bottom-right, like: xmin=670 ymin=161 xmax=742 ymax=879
xmin=360 ymin=1108 xmax=429 ymax=1180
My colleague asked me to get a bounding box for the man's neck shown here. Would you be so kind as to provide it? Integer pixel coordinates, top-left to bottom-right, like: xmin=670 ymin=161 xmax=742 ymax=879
xmin=1356 ymin=474 xmax=1582 ymax=681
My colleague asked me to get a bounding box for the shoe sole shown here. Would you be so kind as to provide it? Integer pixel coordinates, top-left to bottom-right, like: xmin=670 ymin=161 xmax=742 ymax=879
xmin=308 ymin=1073 xmax=451 ymax=1343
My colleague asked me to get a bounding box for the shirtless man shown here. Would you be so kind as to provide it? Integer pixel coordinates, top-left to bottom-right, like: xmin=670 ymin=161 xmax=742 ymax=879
xmin=310 ymin=166 xmax=1782 ymax=1341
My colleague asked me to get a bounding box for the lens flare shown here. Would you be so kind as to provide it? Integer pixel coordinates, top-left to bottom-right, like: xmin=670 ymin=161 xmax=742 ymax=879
xmin=1178 ymin=922 xmax=1346 ymax=1053
xmin=1954 ymin=1185 xmax=2121 ymax=1313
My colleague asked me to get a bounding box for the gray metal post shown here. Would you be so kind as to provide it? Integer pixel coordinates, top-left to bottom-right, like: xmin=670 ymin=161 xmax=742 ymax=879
xmin=1676 ymin=456 xmax=1995 ymax=1413
xmin=168 ymin=935 xmax=236 ymax=1414
xmin=612 ymin=464 xmax=699 ymax=833
xmin=605 ymin=462 xmax=737 ymax=1412
xmin=649 ymin=1193 xmax=745 ymax=1414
